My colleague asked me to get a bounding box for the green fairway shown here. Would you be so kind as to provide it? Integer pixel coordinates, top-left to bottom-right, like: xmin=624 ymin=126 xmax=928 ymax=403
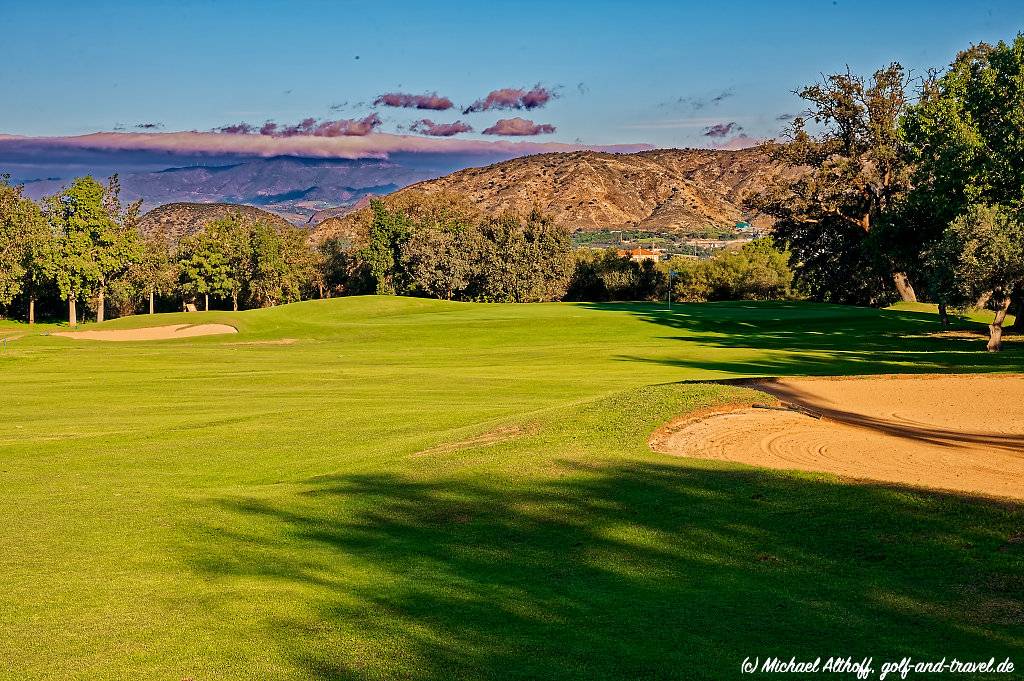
xmin=1 ymin=298 xmax=1022 ymax=679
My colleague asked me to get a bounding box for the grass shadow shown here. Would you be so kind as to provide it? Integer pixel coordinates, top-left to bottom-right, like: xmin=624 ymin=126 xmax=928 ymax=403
xmin=184 ymin=462 xmax=1024 ymax=679
xmin=582 ymin=301 xmax=1024 ymax=376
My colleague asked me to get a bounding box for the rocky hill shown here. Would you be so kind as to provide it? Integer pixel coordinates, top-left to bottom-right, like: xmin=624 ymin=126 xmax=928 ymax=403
xmin=138 ymin=202 xmax=294 ymax=240
xmin=314 ymin=147 xmax=796 ymax=241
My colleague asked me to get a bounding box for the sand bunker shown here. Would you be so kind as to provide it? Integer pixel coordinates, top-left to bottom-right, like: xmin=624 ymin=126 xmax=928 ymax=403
xmin=652 ymin=375 xmax=1024 ymax=501
xmin=55 ymin=323 xmax=237 ymax=342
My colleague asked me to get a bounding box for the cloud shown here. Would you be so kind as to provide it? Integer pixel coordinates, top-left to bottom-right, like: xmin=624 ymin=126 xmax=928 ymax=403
xmin=463 ymin=85 xmax=554 ymax=114
xmin=703 ymin=121 xmax=741 ymax=138
xmin=710 ymin=90 xmax=734 ymax=106
xmin=410 ymin=119 xmax=473 ymax=137
xmin=0 ymin=131 xmax=651 ymax=164
xmin=577 ymin=82 xmax=589 ymax=95
xmin=662 ymin=89 xmax=735 ymax=111
xmin=776 ymin=112 xmax=798 ymax=122
xmin=482 ymin=117 xmax=556 ymax=136
xmin=708 ymin=134 xmax=763 ymax=150
xmin=218 ymin=115 xmax=383 ymax=138
xmin=135 ymin=122 xmax=163 ymax=130
xmin=215 ymin=122 xmax=257 ymax=135
xmin=374 ymin=92 xmax=454 ymax=110
xmin=620 ymin=117 xmax=736 ymax=131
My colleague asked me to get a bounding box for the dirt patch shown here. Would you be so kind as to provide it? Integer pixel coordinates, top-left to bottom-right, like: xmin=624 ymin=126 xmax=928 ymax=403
xmin=54 ymin=324 xmax=237 ymax=342
xmin=411 ymin=423 xmax=541 ymax=458
xmin=652 ymin=375 xmax=1024 ymax=502
xmin=226 ymin=338 xmax=297 ymax=346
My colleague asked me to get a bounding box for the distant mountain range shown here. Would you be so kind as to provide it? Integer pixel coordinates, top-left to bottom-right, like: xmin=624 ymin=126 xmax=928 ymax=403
xmin=20 ymin=147 xmax=795 ymax=239
xmin=20 ymin=154 xmax=497 ymax=224
xmin=314 ymin=147 xmax=797 ymax=241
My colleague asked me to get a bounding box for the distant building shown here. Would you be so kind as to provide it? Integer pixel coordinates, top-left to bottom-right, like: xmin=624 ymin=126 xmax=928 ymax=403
xmin=617 ymin=247 xmax=660 ymax=263
xmin=684 ymin=238 xmax=754 ymax=251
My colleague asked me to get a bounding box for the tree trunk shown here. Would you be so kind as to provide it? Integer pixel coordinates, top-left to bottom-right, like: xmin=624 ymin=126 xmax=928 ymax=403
xmin=28 ymin=296 xmax=35 ymax=325
xmin=937 ymin=303 xmax=949 ymax=329
xmin=893 ymin=272 xmax=917 ymax=303
xmin=987 ymin=297 xmax=1012 ymax=352
xmin=204 ymin=293 xmax=209 ymax=311
xmin=976 ymin=291 xmax=992 ymax=309
xmin=149 ymin=289 xmax=155 ymax=315
xmin=68 ymin=297 xmax=77 ymax=327
xmin=97 ymin=283 xmax=106 ymax=323
xmin=1005 ymin=288 xmax=1022 ymax=335
xmin=318 ymin=283 xmax=324 ymax=299
xmin=231 ymin=290 xmax=238 ymax=312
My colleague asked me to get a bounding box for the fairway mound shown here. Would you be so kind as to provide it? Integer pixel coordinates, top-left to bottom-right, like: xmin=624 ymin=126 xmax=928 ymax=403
xmin=652 ymin=375 xmax=1024 ymax=501
xmin=55 ymin=323 xmax=237 ymax=341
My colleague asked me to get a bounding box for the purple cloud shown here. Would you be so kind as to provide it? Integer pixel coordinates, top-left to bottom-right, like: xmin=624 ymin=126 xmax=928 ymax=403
xmin=410 ymin=119 xmax=473 ymax=137
xmin=463 ymin=85 xmax=555 ymax=114
xmin=216 ymin=122 xmax=257 ymax=135
xmin=220 ymin=115 xmax=383 ymax=138
xmin=703 ymin=122 xmax=741 ymax=138
xmin=374 ymin=92 xmax=454 ymax=110
xmin=482 ymin=117 xmax=556 ymax=136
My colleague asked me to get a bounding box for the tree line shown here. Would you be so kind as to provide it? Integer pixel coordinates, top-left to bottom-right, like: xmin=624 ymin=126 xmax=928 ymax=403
xmin=0 ymin=175 xmax=319 ymax=325
xmin=1 ymin=172 xmax=797 ymax=327
xmin=322 ymin=193 xmax=796 ymax=305
xmin=320 ymin=193 xmax=575 ymax=302
xmin=751 ymin=34 xmax=1024 ymax=350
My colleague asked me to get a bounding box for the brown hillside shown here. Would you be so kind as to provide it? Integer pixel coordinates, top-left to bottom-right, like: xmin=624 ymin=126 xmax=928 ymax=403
xmin=313 ymin=147 xmax=796 ymax=241
xmin=138 ymin=202 xmax=294 ymax=240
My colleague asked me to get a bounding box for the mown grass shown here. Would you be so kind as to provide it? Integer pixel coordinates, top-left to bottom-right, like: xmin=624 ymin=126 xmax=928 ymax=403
xmin=1 ymin=298 xmax=1022 ymax=679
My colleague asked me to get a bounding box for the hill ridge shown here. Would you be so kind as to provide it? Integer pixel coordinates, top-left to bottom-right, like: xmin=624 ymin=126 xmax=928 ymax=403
xmin=314 ymin=146 xmax=796 ymax=241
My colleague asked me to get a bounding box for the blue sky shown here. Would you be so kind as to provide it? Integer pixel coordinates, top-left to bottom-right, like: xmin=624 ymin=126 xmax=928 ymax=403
xmin=2 ymin=0 xmax=1021 ymax=149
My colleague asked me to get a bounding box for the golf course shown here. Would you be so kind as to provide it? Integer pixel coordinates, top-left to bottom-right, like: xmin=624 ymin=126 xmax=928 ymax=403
xmin=1 ymin=297 xmax=1022 ymax=679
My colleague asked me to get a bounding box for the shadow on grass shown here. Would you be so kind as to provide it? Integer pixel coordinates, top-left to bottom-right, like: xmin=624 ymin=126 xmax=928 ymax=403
xmin=585 ymin=301 xmax=1024 ymax=376
xmin=187 ymin=462 xmax=1024 ymax=680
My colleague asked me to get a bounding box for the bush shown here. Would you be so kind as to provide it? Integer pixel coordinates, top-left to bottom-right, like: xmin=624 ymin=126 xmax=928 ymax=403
xmin=568 ymin=238 xmax=796 ymax=303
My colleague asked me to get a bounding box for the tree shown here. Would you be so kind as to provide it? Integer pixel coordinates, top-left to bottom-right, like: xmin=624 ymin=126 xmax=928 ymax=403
xmin=470 ymin=210 xmax=573 ymax=302
xmin=925 ymin=204 xmax=1024 ymax=351
xmin=94 ymin=175 xmax=143 ymax=322
xmin=278 ymin=225 xmax=320 ymax=303
xmin=44 ymin=177 xmax=112 ymax=326
xmin=360 ymin=201 xmax=412 ymax=295
xmin=317 ymin=237 xmax=361 ymax=297
xmin=902 ymin=36 xmax=1024 ymax=332
xmin=178 ymin=229 xmax=231 ymax=311
xmin=135 ymin=226 xmax=179 ymax=314
xmin=704 ymin=239 xmax=795 ymax=301
xmin=0 ymin=176 xmax=50 ymax=322
xmin=204 ymin=216 xmax=253 ymax=310
xmin=751 ymin=64 xmax=917 ymax=305
xmin=402 ymin=222 xmax=473 ymax=300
